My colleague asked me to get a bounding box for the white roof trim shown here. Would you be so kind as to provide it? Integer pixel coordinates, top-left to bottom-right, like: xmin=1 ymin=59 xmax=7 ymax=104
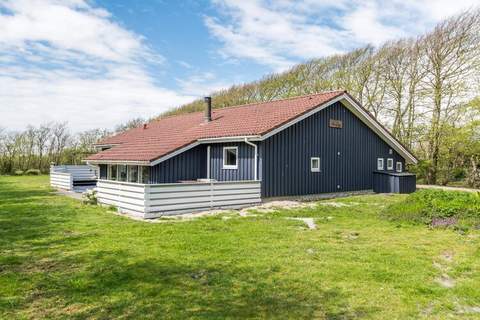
xmin=261 ymin=93 xmax=417 ymax=164
xmin=197 ymin=135 xmax=261 ymax=143
xmin=85 ymin=160 xmax=150 ymax=166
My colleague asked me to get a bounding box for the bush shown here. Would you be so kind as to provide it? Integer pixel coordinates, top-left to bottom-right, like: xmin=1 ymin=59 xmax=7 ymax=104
xmin=14 ymin=170 xmax=24 ymax=176
xmin=82 ymin=189 xmax=98 ymax=205
xmin=25 ymin=169 xmax=41 ymax=175
xmin=382 ymin=189 xmax=480 ymax=229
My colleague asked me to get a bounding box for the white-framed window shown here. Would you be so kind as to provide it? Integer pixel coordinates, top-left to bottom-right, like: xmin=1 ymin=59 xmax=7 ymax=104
xmin=128 ymin=165 xmax=139 ymax=183
xmin=118 ymin=165 xmax=128 ymax=182
xmin=377 ymin=158 xmax=384 ymax=171
xmin=108 ymin=164 xmax=117 ymax=181
xmin=311 ymin=157 xmax=320 ymax=172
xmin=396 ymin=162 xmax=403 ymax=173
xmin=139 ymin=166 xmax=150 ymax=184
xmin=223 ymin=146 xmax=238 ymax=169
xmin=387 ymin=158 xmax=394 ymax=170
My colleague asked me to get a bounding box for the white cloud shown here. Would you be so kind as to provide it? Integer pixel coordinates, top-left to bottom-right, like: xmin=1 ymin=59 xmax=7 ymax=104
xmin=176 ymin=72 xmax=230 ymax=96
xmin=205 ymin=0 xmax=348 ymax=71
xmin=0 ymin=0 xmax=157 ymax=63
xmin=0 ymin=0 xmax=199 ymax=132
xmin=206 ymin=0 xmax=479 ymax=70
xmin=0 ymin=65 xmax=195 ymax=132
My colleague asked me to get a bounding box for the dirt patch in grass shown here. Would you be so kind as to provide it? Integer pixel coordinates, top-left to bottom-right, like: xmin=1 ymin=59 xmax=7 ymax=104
xmin=286 ymin=217 xmax=317 ymax=229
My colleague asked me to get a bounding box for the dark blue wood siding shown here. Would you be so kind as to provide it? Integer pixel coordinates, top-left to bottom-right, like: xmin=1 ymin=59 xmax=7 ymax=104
xmin=151 ymin=142 xmax=256 ymax=183
xmin=150 ymin=145 xmax=207 ymax=183
xmin=261 ymin=101 xmax=405 ymax=197
xmin=209 ymin=142 xmax=256 ymax=181
xmin=101 ymin=143 xmax=256 ymax=184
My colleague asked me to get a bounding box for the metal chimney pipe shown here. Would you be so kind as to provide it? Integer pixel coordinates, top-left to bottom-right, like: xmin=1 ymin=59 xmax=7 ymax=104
xmin=204 ymin=96 xmax=212 ymax=122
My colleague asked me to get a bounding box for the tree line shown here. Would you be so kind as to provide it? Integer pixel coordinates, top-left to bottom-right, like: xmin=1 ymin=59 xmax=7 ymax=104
xmin=0 ymin=119 xmax=145 ymax=175
xmin=164 ymin=10 xmax=480 ymax=187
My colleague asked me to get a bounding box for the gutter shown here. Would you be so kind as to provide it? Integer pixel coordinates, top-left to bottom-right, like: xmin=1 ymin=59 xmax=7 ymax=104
xmin=244 ymin=137 xmax=258 ymax=181
xmin=197 ymin=135 xmax=261 ymax=143
xmin=85 ymin=160 xmax=150 ymax=166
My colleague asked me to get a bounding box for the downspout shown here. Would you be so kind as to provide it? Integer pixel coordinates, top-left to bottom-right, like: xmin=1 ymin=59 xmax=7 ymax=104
xmin=244 ymin=137 xmax=258 ymax=181
xmin=206 ymin=145 xmax=211 ymax=179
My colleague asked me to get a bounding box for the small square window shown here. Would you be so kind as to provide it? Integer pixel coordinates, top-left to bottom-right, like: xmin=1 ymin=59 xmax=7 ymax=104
xmin=396 ymin=162 xmax=403 ymax=173
xmin=387 ymin=158 xmax=394 ymax=170
xmin=223 ymin=147 xmax=238 ymax=169
xmin=377 ymin=158 xmax=384 ymax=171
xmin=311 ymin=157 xmax=320 ymax=172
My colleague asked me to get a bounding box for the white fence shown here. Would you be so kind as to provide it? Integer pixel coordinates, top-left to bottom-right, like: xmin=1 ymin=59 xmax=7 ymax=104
xmin=50 ymin=172 xmax=73 ymax=190
xmin=96 ymin=180 xmax=262 ymax=218
xmin=50 ymin=165 xmax=97 ymax=191
xmin=96 ymin=180 xmax=147 ymax=217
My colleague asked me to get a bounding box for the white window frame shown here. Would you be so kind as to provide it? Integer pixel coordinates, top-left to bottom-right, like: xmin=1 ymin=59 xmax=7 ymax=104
xmin=310 ymin=157 xmax=320 ymax=172
xmin=396 ymin=162 xmax=403 ymax=173
xmin=139 ymin=166 xmax=150 ymax=184
xmin=377 ymin=158 xmax=384 ymax=171
xmin=117 ymin=164 xmax=128 ymax=182
xmin=128 ymin=165 xmax=139 ymax=183
xmin=387 ymin=158 xmax=394 ymax=170
xmin=223 ymin=146 xmax=238 ymax=169
xmin=108 ymin=164 xmax=118 ymax=180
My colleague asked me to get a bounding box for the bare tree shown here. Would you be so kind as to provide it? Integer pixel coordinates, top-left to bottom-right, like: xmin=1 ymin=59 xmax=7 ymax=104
xmin=36 ymin=124 xmax=52 ymax=170
xmin=115 ymin=118 xmax=146 ymax=134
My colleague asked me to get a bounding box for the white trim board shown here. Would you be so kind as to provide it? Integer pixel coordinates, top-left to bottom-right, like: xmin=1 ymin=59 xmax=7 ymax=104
xmin=86 ymin=159 xmax=150 ymax=166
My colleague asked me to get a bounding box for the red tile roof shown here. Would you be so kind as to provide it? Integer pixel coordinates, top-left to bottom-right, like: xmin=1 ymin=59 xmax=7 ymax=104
xmin=87 ymin=91 xmax=345 ymax=162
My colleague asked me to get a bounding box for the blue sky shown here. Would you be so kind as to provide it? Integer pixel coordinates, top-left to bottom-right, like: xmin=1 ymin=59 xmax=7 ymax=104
xmin=0 ymin=0 xmax=478 ymax=132
xmin=93 ymin=0 xmax=271 ymax=91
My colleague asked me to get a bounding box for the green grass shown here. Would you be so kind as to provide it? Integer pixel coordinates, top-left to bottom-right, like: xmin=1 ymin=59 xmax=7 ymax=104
xmin=1 ymin=176 xmax=479 ymax=319
xmin=382 ymin=189 xmax=480 ymax=229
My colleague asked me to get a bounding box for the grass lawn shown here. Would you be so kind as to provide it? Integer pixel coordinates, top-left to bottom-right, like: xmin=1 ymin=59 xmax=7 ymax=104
xmin=1 ymin=176 xmax=479 ymax=319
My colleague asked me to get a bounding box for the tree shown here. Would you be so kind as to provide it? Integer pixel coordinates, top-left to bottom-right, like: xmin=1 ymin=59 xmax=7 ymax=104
xmin=115 ymin=118 xmax=145 ymax=133
xmin=421 ymin=11 xmax=480 ymax=184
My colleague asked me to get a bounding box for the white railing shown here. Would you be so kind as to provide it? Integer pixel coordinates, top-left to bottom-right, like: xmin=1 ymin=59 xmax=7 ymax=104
xmin=50 ymin=171 xmax=73 ymax=190
xmin=96 ymin=179 xmax=262 ymax=218
xmin=96 ymin=180 xmax=147 ymax=217
xmin=50 ymin=165 xmax=97 ymax=191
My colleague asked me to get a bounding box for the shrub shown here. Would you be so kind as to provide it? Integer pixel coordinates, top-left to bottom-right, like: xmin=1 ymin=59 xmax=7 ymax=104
xmin=25 ymin=169 xmax=41 ymax=175
xmin=14 ymin=170 xmax=24 ymax=176
xmin=82 ymin=189 xmax=98 ymax=205
xmin=382 ymin=189 xmax=480 ymax=229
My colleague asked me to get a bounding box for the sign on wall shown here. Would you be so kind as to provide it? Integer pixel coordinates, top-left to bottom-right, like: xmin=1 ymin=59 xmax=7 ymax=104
xmin=329 ymin=119 xmax=343 ymax=129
